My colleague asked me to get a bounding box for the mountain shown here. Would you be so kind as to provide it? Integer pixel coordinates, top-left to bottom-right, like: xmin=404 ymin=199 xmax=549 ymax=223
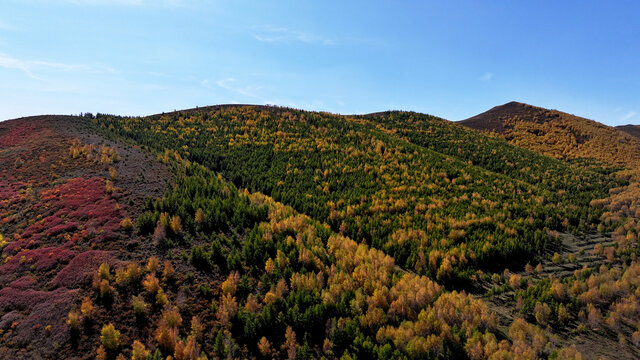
xmin=616 ymin=124 xmax=640 ymax=139
xmin=461 ymin=101 xmax=640 ymax=169
xmin=94 ymin=106 xmax=617 ymax=276
xmin=461 ymin=102 xmax=640 ymax=359
xmin=1 ymin=106 xmax=639 ymax=359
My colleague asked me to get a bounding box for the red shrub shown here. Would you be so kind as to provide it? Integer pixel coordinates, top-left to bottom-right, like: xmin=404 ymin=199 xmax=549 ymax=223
xmin=0 ymin=287 xmax=78 ymax=311
xmin=0 ymin=244 xmax=75 ymax=275
xmin=0 ymin=181 xmax=26 ymax=208
xmin=8 ymin=276 xmax=36 ymax=290
xmin=0 ymin=286 xmax=78 ymax=358
xmin=52 ymin=250 xmax=117 ymax=288
xmin=0 ymin=123 xmax=38 ymax=147
xmin=0 ymin=311 xmax=22 ymax=330
xmin=10 ymin=177 xmax=124 ymax=248
xmin=17 ymin=216 xmax=67 ymax=246
xmin=3 ymin=238 xmax=23 ymax=255
xmin=47 ymin=221 xmax=79 ymax=237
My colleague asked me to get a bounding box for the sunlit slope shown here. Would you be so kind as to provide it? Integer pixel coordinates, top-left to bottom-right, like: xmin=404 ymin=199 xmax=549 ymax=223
xmin=359 ymin=110 xmax=617 ymax=188
xmin=93 ymin=105 xmax=619 ymax=279
xmin=617 ymin=124 xmax=640 ymax=139
xmin=1 ymin=114 xmax=588 ymax=359
xmin=461 ymin=101 xmax=640 ymax=169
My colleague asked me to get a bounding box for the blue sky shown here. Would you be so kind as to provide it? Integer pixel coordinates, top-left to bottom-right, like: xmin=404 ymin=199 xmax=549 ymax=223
xmin=0 ymin=1 xmax=638 ymax=125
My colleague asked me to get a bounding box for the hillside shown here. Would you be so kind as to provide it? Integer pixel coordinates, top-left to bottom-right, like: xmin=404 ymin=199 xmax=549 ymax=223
xmin=461 ymin=101 xmax=640 ymax=169
xmin=460 ymin=102 xmax=640 ymax=233
xmin=0 ymin=115 xmax=171 ymax=358
xmin=1 ymin=105 xmax=640 ymax=359
xmin=616 ymin=125 xmax=640 ymax=139
xmin=93 ymin=106 xmax=621 ymax=278
xmin=461 ymin=102 xmax=640 ymax=359
xmin=92 ymin=105 xmax=640 ymax=358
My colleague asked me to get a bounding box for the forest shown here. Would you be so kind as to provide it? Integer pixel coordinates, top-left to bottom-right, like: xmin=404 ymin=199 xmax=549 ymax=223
xmin=1 ymin=103 xmax=639 ymax=359
xmin=93 ymin=106 xmax=622 ymax=281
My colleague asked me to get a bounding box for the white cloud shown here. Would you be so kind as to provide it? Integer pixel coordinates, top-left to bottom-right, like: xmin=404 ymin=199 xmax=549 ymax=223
xmin=0 ymin=53 xmax=116 ymax=79
xmin=250 ymin=25 xmax=334 ymax=45
xmin=480 ymin=73 xmax=494 ymax=81
xmin=622 ymin=111 xmax=637 ymax=122
xmin=211 ymin=77 xmax=301 ymax=108
xmin=63 ymin=0 xmax=186 ymax=6
xmin=0 ymin=21 xmax=17 ymax=31
xmin=214 ymin=77 xmax=263 ymax=99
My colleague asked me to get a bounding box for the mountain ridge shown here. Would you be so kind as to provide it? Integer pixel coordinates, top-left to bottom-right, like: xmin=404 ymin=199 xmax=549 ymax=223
xmin=2 ymin=103 xmax=640 ymax=359
xmin=460 ymin=101 xmax=640 ymax=169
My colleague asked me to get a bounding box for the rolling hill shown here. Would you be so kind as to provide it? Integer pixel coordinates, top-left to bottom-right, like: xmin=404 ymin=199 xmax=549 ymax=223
xmin=460 ymin=102 xmax=640 ymax=357
xmin=460 ymin=102 xmax=640 ymax=237
xmin=1 ymin=104 xmax=640 ymax=359
xmin=93 ymin=106 xmax=619 ymax=278
xmin=616 ymin=124 xmax=640 ymax=139
xmin=460 ymin=101 xmax=640 ymax=169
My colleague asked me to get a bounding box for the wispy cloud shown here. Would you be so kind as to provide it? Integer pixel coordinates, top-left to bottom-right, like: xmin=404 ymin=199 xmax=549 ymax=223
xmin=250 ymin=25 xmax=334 ymax=45
xmin=64 ymin=0 xmax=186 ymax=6
xmin=208 ymin=76 xmax=299 ymax=108
xmin=0 ymin=53 xmax=116 ymax=79
xmin=622 ymin=111 xmax=637 ymax=122
xmin=214 ymin=77 xmax=263 ymax=99
xmin=0 ymin=21 xmax=17 ymax=31
xmin=480 ymin=72 xmax=494 ymax=81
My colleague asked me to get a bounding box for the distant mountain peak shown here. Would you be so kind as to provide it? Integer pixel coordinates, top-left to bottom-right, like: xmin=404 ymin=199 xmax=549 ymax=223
xmin=460 ymin=102 xmax=640 ymax=167
xmin=616 ymin=124 xmax=640 ymax=138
